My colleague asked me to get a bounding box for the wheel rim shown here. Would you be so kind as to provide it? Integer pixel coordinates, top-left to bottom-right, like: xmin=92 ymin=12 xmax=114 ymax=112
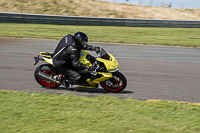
xmin=101 ymin=76 xmax=124 ymax=92
xmin=37 ymin=70 xmax=58 ymax=87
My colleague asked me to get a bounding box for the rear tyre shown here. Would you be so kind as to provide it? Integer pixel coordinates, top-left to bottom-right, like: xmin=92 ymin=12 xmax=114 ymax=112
xmin=100 ymin=71 xmax=127 ymax=92
xmin=34 ymin=64 xmax=61 ymax=88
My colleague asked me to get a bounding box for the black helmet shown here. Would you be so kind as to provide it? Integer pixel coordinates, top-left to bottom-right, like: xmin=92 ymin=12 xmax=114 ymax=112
xmin=74 ymin=31 xmax=88 ymax=49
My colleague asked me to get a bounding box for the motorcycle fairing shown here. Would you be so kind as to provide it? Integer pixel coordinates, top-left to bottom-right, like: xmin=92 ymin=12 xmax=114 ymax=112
xmin=79 ymin=51 xmax=119 ymax=71
xmin=79 ymin=50 xmax=93 ymax=66
xmin=86 ymin=72 xmax=113 ymax=86
xmin=39 ymin=52 xmax=54 ymax=65
xmin=97 ymin=52 xmax=119 ymax=72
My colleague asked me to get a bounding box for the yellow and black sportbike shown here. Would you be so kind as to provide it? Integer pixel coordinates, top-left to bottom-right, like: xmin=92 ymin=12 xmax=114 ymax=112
xmin=34 ymin=48 xmax=127 ymax=92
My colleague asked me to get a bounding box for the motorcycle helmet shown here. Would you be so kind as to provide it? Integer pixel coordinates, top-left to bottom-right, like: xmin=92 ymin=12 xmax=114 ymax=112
xmin=74 ymin=31 xmax=88 ymax=49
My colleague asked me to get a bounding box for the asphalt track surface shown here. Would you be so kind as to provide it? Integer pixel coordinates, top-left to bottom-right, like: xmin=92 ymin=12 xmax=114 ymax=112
xmin=0 ymin=37 xmax=200 ymax=103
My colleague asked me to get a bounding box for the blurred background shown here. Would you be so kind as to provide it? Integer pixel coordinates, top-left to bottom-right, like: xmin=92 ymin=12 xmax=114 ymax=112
xmin=0 ymin=0 xmax=200 ymax=20
xmin=102 ymin=0 xmax=200 ymax=9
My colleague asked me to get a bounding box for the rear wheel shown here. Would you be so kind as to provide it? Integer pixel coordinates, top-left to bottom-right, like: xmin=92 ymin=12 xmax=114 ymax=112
xmin=34 ymin=64 xmax=61 ymax=88
xmin=100 ymin=71 xmax=127 ymax=92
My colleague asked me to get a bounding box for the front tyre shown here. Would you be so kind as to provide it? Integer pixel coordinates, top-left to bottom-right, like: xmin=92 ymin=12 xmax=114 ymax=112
xmin=34 ymin=64 xmax=61 ymax=88
xmin=100 ymin=71 xmax=127 ymax=92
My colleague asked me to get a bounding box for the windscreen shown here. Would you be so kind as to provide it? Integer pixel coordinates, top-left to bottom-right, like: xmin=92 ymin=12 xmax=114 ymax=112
xmin=100 ymin=48 xmax=110 ymax=60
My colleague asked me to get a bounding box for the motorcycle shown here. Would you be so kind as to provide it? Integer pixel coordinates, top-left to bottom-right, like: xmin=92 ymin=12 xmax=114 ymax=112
xmin=34 ymin=48 xmax=127 ymax=92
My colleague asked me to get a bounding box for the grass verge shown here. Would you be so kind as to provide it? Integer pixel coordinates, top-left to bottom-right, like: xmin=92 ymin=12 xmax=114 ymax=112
xmin=0 ymin=90 xmax=200 ymax=133
xmin=0 ymin=23 xmax=200 ymax=47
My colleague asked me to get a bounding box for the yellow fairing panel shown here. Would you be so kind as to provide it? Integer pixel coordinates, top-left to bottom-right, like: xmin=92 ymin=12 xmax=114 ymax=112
xmin=43 ymin=58 xmax=53 ymax=65
xmin=79 ymin=50 xmax=92 ymax=66
xmin=40 ymin=52 xmax=54 ymax=65
xmin=97 ymin=52 xmax=119 ymax=71
xmin=86 ymin=72 xmax=113 ymax=86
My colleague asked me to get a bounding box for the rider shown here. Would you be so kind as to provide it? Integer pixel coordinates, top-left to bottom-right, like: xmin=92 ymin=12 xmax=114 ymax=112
xmin=53 ymin=31 xmax=100 ymax=83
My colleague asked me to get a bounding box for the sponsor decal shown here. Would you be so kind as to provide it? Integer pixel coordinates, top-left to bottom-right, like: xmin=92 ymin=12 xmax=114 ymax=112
xmin=80 ymin=53 xmax=84 ymax=56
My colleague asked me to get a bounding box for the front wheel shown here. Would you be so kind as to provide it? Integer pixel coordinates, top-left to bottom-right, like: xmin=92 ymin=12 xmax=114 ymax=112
xmin=100 ymin=71 xmax=127 ymax=92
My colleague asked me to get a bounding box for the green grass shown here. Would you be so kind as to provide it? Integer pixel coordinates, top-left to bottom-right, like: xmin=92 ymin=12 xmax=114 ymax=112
xmin=0 ymin=91 xmax=200 ymax=133
xmin=0 ymin=23 xmax=200 ymax=47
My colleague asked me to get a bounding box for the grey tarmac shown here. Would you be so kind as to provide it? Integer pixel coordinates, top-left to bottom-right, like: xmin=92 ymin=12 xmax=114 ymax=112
xmin=0 ymin=37 xmax=200 ymax=103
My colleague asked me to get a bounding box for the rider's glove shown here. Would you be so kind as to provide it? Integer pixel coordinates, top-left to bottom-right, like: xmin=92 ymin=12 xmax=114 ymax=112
xmin=93 ymin=46 xmax=100 ymax=54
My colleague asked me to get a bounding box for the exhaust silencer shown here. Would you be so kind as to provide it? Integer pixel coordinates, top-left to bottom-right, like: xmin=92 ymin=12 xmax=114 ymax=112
xmin=37 ymin=71 xmax=60 ymax=84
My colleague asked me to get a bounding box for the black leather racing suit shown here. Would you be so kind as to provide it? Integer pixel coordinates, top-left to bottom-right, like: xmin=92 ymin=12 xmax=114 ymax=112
xmin=53 ymin=34 xmax=97 ymax=82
